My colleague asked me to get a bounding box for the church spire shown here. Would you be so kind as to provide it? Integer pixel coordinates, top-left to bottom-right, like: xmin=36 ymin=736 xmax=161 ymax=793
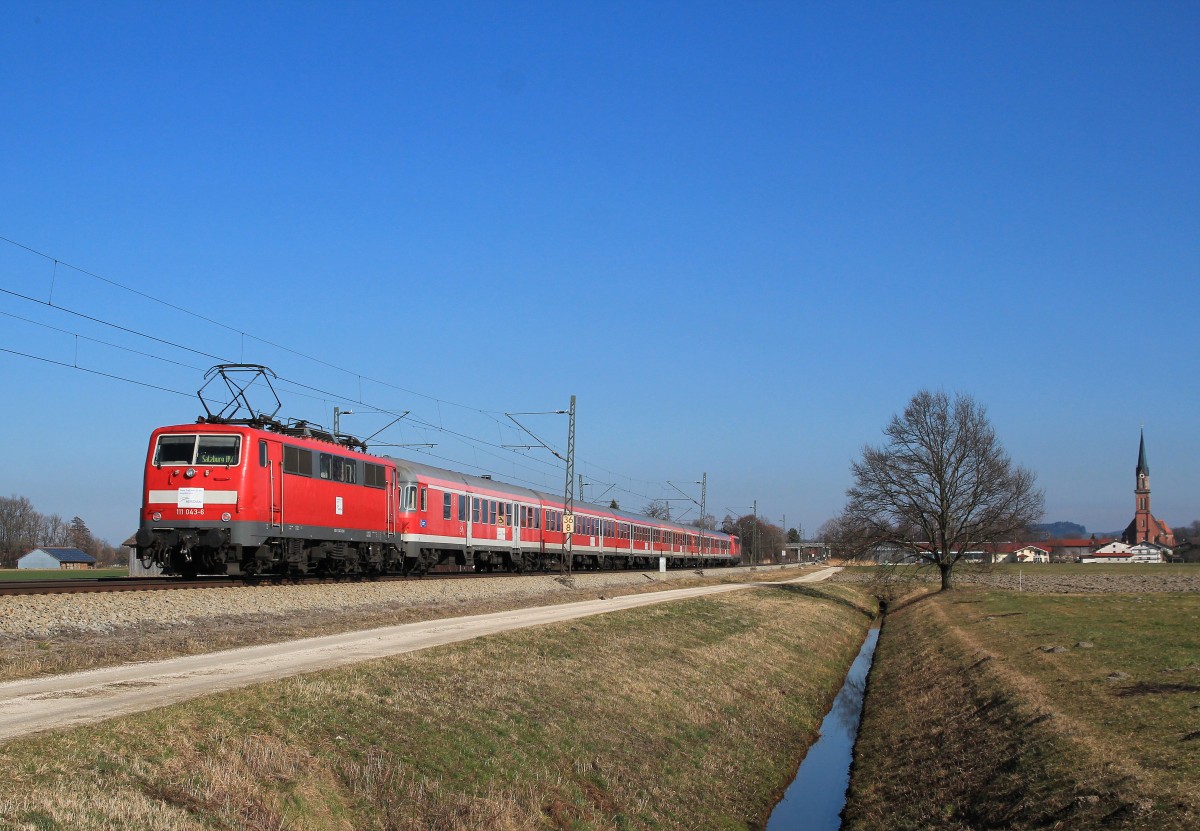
xmin=1136 ymin=428 xmax=1149 ymax=476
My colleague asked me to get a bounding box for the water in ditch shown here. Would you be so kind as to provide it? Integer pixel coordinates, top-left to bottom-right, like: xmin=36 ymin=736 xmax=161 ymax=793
xmin=766 ymin=622 xmax=881 ymax=831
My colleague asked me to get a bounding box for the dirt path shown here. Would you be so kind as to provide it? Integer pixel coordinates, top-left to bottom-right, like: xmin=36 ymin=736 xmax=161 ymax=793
xmin=0 ymin=567 xmax=840 ymax=743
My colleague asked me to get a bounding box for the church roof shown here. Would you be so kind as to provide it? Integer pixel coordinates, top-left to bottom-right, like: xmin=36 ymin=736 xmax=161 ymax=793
xmin=1137 ymin=429 xmax=1149 ymax=476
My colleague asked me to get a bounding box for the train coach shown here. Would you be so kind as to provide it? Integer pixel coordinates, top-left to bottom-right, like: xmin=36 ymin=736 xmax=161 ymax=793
xmin=135 ymin=419 xmax=741 ymax=578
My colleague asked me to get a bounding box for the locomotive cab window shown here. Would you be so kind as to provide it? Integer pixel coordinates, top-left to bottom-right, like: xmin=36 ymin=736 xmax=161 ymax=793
xmin=154 ymin=434 xmax=241 ymax=467
xmin=197 ymin=436 xmax=240 ymax=465
xmin=154 ymin=435 xmax=194 ymax=465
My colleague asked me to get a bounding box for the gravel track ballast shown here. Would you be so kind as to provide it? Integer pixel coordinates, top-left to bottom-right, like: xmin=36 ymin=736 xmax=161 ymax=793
xmin=0 ymin=566 xmax=795 ymax=639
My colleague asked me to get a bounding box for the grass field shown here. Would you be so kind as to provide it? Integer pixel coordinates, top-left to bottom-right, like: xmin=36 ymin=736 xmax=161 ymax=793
xmin=843 ymin=588 xmax=1200 ymax=830
xmin=0 ymin=582 xmax=876 ymax=831
xmin=0 ymin=567 xmax=127 ymax=581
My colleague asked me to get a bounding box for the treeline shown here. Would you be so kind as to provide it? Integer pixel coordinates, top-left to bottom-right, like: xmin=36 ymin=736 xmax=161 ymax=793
xmin=720 ymin=514 xmax=789 ymax=564
xmin=0 ymin=495 xmax=123 ymax=568
xmin=640 ymin=499 xmax=796 ymax=563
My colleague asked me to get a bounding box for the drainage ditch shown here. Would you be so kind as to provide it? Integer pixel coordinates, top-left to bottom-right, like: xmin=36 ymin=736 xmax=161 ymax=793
xmin=766 ymin=617 xmax=881 ymax=830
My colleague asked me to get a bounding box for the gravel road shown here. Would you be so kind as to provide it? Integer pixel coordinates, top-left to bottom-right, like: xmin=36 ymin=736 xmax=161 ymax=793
xmin=0 ymin=565 xmax=800 ymax=639
xmin=0 ymin=567 xmax=839 ymax=743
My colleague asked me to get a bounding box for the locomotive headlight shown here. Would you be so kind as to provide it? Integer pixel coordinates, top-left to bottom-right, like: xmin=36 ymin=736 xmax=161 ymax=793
xmin=221 ymin=512 xmax=231 ymax=522
xmin=152 ymin=512 xmax=162 ymax=521
xmin=185 ymin=468 xmax=197 ymax=479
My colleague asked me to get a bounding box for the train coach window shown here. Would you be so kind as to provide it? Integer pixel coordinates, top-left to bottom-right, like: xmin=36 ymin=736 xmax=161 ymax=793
xmin=283 ymin=445 xmax=313 ymax=476
xmin=365 ymin=464 xmax=386 ymax=488
xmin=420 ymin=487 xmax=428 ymax=512
xmin=458 ymin=494 xmax=467 ymax=521
xmin=444 ymin=492 xmax=452 ymax=520
xmin=259 ymin=440 xmax=268 ymax=468
xmin=472 ymin=498 xmax=481 ymax=523
xmin=319 ymin=455 xmax=358 ymax=483
xmin=400 ymin=485 xmax=417 ymax=511
xmin=489 ymin=501 xmax=498 ymax=525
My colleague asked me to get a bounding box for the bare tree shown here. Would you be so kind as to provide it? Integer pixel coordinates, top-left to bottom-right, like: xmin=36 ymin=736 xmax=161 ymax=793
xmin=725 ymin=514 xmax=784 ymax=565
xmin=641 ymin=499 xmax=672 ymax=520
xmin=841 ymin=390 xmax=1043 ymax=590
xmin=40 ymin=513 xmax=70 ymax=548
xmin=0 ymin=495 xmax=41 ymax=567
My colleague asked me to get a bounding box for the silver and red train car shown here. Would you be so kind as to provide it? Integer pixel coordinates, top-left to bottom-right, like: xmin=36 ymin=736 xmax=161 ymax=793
xmin=134 ymin=420 xmax=741 ymax=578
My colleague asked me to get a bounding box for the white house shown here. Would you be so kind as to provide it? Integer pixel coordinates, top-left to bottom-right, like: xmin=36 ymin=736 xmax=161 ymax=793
xmin=1013 ymin=545 xmax=1051 ymax=563
xmin=1081 ymin=541 xmax=1135 ymax=564
xmin=17 ymin=547 xmax=97 ymax=570
xmin=1128 ymin=542 xmax=1169 ymax=564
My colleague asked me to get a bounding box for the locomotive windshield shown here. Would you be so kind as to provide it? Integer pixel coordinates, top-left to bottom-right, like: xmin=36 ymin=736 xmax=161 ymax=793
xmin=153 ymin=434 xmax=241 ymax=466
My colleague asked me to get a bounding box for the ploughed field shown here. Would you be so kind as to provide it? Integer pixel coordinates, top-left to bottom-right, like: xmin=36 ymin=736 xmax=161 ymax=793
xmin=842 ymin=585 xmax=1200 ymax=830
xmin=834 ymin=562 xmax=1200 ymax=593
xmin=0 ymin=580 xmax=876 ymax=831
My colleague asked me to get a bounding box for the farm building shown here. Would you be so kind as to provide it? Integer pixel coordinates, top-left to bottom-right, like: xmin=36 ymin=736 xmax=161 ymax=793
xmin=17 ymin=547 xmax=97 ymax=569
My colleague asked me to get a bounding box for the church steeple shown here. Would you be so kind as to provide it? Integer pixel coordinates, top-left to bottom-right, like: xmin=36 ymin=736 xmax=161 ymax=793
xmin=1136 ymin=428 xmax=1149 ymax=477
xmin=1122 ymin=428 xmax=1176 ymax=548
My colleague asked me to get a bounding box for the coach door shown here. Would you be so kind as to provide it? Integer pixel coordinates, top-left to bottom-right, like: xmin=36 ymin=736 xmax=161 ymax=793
xmin=258 ymin=438 xmax=284 ymax=528
xmin=385 ymin=470 xmax=395 ymax=539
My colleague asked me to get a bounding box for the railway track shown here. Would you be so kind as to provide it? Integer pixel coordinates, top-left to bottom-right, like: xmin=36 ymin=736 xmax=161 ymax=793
xmin=0 ymin=567 xmax=691 ymax=597
xmin=0 ymin=576 xmax=243 ymax=596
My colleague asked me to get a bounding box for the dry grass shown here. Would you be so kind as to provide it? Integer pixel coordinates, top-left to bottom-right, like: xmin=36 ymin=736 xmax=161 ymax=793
xmin=843 ymin=589 xmax=1200 ymax=831
xmin=0 ymin=581 xmax=873 ymax=831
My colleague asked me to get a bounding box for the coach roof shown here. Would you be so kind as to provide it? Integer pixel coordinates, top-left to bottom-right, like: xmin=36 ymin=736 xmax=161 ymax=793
xmin=383 ymin=456 xmax=732 ymax=540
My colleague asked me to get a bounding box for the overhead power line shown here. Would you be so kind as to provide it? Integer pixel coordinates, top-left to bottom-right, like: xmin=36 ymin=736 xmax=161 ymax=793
xmin=0 ymin=234 xmax=687 ymax=502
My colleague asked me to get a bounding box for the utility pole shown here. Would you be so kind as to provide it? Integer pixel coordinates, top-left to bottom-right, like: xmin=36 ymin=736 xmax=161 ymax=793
xmin=700 ymin=472 xmax=707 ymax=553
xmin=504 ymin=398 xmax=575 ymax=576
xmin=753 ymin=499 xmax=758 ymax=565
xmin=333 ymin=406 xmax=352 ymax=438
xmin=563 ymin=395 xmax=575 ymax=575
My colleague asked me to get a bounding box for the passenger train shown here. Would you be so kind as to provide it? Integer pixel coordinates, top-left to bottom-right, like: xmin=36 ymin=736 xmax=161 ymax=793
xmin=134 ymin=414 xmax=740 ymax=578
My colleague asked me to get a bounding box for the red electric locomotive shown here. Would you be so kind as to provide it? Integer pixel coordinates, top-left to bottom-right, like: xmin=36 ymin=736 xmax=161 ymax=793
xmin=134 ymin=366 xmax=741 ymax=577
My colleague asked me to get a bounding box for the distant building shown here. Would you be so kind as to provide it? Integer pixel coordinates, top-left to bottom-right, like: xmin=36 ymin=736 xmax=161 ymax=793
xmin=782 ymin=542 xmax=831 ymax=562
xmin=1013 ymin=545 xmax=1051 ymax=563
xmin=1121 ymin=429 xmax=1175 ymax=547
xmin=1081 ymin=540 xmax=1167 ymax=564
xmin=17 ymin=547 xmax=97 ymax=570
xmin=1042 ymin=538 xmax=1113 ymax=563
xmin=1128 ymin=542 xmax=1169 ymax=563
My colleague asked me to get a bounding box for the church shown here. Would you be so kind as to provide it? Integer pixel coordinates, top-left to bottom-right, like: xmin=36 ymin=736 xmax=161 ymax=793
xmin=1121 ymin=430 xmax=1175 ymax=547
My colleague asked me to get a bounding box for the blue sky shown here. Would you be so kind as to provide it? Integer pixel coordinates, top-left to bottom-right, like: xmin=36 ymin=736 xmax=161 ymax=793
xmin=2 ymin=1 xmax=1197 ymax=545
